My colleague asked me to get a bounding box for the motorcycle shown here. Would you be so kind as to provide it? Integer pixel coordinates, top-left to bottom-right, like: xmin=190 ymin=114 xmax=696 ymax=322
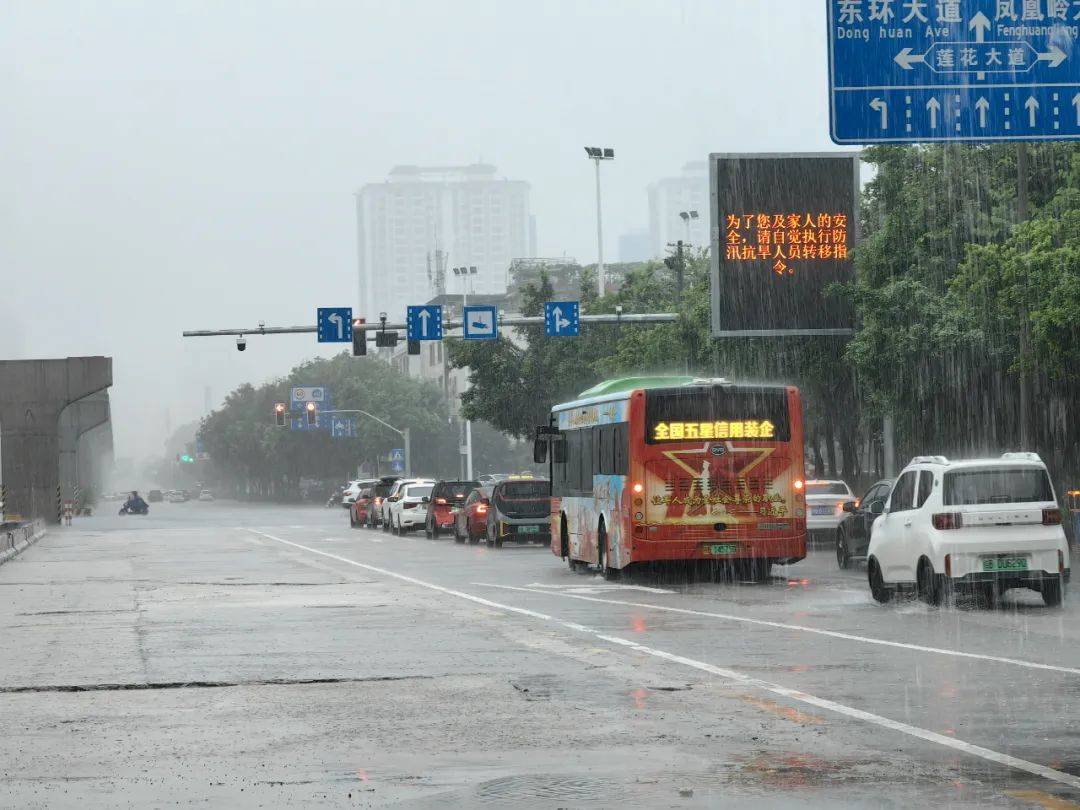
xmin=119 ymin=503 xmax=149 ymax=516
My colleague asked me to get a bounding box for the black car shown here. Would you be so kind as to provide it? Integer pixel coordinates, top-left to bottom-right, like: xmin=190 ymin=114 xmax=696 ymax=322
xmin=835 ymin=479 xmax=894 ymax=569
xmin=485 ymin=478 xmax=551 ymax=547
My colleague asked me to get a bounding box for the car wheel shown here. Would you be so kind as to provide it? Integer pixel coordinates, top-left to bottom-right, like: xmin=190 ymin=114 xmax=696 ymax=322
xmin=424 ymin=520 xmax=433 ymax=539
xmin=917 ymin=559 xmax=945 ymax=606
xmin=597 ymin=522 xmax=619 ymax=580
xmin=453 ymin=522 xmax=466 ymax=544
xmin=485 ymin=522 xmax=496 ymax=548
xmin=382 ymin=515 xmax=390 ymax=533
xmin=349 ymin=513 xmax=356 ymax=528
xmin=1041 ymin=574 xmax=1065 ymax=607
xmin=868 ymin=558 xmax=892 ymax=604
xmin=391 ymin=517 xmax=400 ymax=536
xmin=432 ymin=522 xmax=441 ymax=539
xmin=836 ymin=530 xmax=851 ymax=570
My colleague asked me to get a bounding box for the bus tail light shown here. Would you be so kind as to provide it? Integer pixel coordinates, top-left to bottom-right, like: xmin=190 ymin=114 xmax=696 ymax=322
xmin=793 ymin=479 xmax=804 ymax=492
xmin=932 ymin=513 xmax=963 ymax=530
xmin=944 ymin=554 xmax=952 ymax=577
xmin=632 ymin=482 xmax=644 ymax=495
xmin=1044 ymin=508 xmax=1062 ymax=526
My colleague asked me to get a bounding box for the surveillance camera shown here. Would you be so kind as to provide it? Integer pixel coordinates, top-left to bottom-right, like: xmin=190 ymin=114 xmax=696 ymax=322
xmin=236 ymin=336 xmax=247 ymax=352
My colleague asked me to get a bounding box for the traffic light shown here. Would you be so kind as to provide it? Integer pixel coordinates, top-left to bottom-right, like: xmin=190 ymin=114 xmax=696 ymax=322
xmin=305 ymin=401 xmax=317 ymax=426
xmin=180 ymin=454 xmax=194 ymax=464
xmin=274 ymin=402 xmax=287 ymax=427
xmin=352 ymin=318 xmax=367 ymax=356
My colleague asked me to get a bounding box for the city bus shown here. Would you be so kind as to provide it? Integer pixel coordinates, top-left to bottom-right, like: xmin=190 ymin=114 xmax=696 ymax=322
xmin=534 ymin=376 xmax=807 ymax=579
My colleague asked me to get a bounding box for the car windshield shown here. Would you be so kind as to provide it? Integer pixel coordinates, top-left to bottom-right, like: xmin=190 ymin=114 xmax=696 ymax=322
xmin=806 ymin=482 xmax=849 ymax=496
xmin=438 ymin=482 xmax=479 ymax=500
xmin=499 ymin=481 xmax=550 ymax=499
xmin=943 ymin=468 xmax=1054 ymax=506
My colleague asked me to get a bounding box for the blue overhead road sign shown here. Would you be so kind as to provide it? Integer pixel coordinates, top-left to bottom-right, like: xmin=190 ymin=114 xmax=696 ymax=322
xmin=407 ymin=305 xmax=443 ymax=341
xmin=317 ymin=308 xmax=353 ymax=343
xmin=827 ymin=0 xmax=1080 ymax=143
xmin=462 ymin=305 xmax=498 ymax=340
xmin=330 ymin=417 xmax=357 ymax=438
xmin=544 ymin=301 xmax=580 ymax=337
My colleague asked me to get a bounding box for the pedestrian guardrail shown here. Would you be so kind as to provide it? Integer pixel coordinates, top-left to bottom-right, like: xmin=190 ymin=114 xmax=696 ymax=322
xmin=0 ymin=518 xmax=47 ymax=567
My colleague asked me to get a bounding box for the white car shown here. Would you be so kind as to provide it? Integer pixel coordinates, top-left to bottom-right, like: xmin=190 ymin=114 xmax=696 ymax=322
xmin=197 ymin=490 xmax=215 ymax=502
xmin=385 ymin=480 xmax=436 ymax=534
xmin=867 ymin=454 xmax=1069 ymax=607
xmin=805 ymin=480 xmax=855 ymax=536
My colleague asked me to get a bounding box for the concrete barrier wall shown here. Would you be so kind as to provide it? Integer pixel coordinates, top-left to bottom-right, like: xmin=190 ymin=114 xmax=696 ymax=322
xmin=0 ymin=519 xmax=47 ymax=567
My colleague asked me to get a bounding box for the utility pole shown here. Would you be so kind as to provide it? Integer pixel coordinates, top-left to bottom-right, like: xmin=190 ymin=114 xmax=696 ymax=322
xmin=584 ymin=147 xmax=615 ymax=297
xmin=1017 ymin=143 xmax=1032 ymax=450
xmin=452 ymin=266 xmax=477 ymax=479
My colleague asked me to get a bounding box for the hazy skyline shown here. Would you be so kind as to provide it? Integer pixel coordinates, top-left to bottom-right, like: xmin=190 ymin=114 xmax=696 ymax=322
xmin=2 ymin=1 xmax=843 ymax=461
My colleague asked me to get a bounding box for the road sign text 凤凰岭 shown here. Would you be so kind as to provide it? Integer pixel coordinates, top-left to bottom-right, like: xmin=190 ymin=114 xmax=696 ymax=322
xmin=828 ymin=0 xmax=1080 ymax=143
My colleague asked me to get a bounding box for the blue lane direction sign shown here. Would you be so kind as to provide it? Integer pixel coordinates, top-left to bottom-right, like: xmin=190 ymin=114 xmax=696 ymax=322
xmin=330 ymin=416 xmax=357 ymax=438
xmin=463 ymin=305 xmax=498 ymax=340
xmin=317 ymin=308 xmax=353 ymax=343
xmin=544 ymin=301 xmax=580 ymax=337
xmin=389 ymin=448 xmax=405 ymax=473
xmin=827 ymin=1 xmax=1080 ymax=143
xmin=407 ymin=305 xmax=443 ymax=341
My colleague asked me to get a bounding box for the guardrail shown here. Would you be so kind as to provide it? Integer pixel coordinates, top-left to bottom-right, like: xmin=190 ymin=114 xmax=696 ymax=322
xmin=0 ymin=518 xmax=47 ymax=567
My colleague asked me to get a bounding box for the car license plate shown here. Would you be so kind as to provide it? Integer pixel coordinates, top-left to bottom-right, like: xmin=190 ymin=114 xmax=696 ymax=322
xmin=518 ymin=525 xmax=541 ymax=534
xmin=706 ymin=543 xmax=739 ymax=555
xmin=812 ymin=506 xmax=833 ymax=516
xmin=982 ymin=556 xmax=1028 ymax=572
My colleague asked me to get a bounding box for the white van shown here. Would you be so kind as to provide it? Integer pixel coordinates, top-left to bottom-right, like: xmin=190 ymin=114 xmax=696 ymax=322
xmin=866 ymin=454 xmax=1069 ymax=607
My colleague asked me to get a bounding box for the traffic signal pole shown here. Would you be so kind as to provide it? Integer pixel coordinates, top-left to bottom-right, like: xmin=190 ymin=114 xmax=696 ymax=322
xmin=320 ymin=409 xmax=411 ymax=477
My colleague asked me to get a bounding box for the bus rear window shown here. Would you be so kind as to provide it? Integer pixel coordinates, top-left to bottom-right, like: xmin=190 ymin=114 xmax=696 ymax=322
xmin=645 ymin=387 xmax=791 ymax=443
xmin=943 ymin=468 xmax=1054 ymax=506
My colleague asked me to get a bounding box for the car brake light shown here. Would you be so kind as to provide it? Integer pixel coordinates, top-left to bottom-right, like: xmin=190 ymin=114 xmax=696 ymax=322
xmin=1044 ymin=508 xmax=1062 ymax=526
xmin=932 ymin=513 xmax=963 ymax=530
xmin=436 ymin=497 xmax=447 ymax=505
xmin=944 ymin=554 xmax=952 ymax=577
xmin=476 ymin=504 xmax=488 ymax=514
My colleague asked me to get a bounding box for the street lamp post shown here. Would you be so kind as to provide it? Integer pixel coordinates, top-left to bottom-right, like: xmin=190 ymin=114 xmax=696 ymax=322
xmin=678 ymin=210 xmax=699 ymax=244
xmin=584 ymin=147 xmax=615 ymax=297
xmin=451 ymin=266 xmax=478 ymax=480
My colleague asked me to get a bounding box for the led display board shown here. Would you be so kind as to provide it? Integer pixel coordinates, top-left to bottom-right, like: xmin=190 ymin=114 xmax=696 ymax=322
xmin=709 ymin=153 xmax=858 ymax=336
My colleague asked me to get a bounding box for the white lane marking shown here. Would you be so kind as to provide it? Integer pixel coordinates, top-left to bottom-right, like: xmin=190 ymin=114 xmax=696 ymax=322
xmin=523 ymin=581 xmax=675 ymax=595
xmin=246 ymin=529 xmax=1080 ymax=791
xmin=369 ymin=537 xmax=383 ymax=544
xmin=474 ymin=583 xmax=1080 ymax=678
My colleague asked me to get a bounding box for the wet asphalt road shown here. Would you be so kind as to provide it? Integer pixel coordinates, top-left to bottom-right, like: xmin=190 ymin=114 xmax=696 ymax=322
xmin=2 ymin=502 xmax=1080 ymax=808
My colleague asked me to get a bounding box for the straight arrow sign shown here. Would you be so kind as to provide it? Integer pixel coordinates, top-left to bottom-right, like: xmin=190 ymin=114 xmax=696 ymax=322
xmin=970 ymin=11 xmax=990 ymax=79
xmin=926 ymin=97 xmax=941 ymax=129
xmin=418 ymin=309 xmax=430 ymax=337
xmin=1025 ymin=96 xmax=1040 ymax=127
xmin=1073 ymin=92 xmax=1080 ymax=125
xmin=975 ymin=97 xmax=989 ymax=128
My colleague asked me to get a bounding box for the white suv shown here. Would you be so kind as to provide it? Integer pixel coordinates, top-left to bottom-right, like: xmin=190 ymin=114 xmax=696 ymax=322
xmin=867 ymin=454 xmax=1069 ymax=607
xmin=386 ymin=480 xmax=436 ymax=534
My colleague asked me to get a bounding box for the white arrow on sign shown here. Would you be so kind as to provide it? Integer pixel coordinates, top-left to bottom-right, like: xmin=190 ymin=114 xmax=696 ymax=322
xmin=869 ymin=97 xmax=888 ymax=130
xmin=1037 ymin=45 xmax=1068 ymax=69
xmin=327 ymin=312 xmax=344 ymax=340
xmin=893 ymin=47 xmax=926 ymax=70
xmin=418 ymin=308 xmax=431 ymax=337
xmin=926 ymin=97 xmax=941 ymax=129
xmin=552 ymin=306 xmax=571 ymax=332
xmin=1073 ymin=92 xmax=1080 ymax=125
xmin=1025 ymin=95 xmax=1040 ymax=127
xmin=970 ymin=11 xmax=991 ymax=79
xmin=975 ymin=96 xmax=990 ymax=128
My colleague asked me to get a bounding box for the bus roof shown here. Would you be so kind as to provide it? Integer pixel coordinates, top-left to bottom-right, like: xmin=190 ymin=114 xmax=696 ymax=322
xmin=576 ymin=376 xmax=698 ymax=398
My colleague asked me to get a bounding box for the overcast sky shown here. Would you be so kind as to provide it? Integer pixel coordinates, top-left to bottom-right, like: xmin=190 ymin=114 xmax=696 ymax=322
xmin=2 ymin=0 xmax=842 ymax=461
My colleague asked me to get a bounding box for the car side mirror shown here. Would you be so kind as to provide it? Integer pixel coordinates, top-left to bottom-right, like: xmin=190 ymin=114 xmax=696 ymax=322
xmin=533 ymin=438 xmax=548 ymax=465
xmin=869 ymin=500 xmax=885 ymax=516
xmin=422 ymin=496 xmax=430 ymax=503
xmin=842 ymin=500 xmax=857 ymax=513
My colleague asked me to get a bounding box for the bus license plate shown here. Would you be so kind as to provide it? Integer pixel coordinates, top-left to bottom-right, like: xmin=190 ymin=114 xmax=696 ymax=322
xmin=518 ymin=525 xmax=541 ymax=534
xmin=706 ymin=543 xmax=739 ymax=556
xmin=982 ymin=556 xmax=1028 ymax=572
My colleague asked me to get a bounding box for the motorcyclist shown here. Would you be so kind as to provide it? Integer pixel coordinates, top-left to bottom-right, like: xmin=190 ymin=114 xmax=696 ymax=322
xmin=122 ymin=491 xmax=148 ymax=514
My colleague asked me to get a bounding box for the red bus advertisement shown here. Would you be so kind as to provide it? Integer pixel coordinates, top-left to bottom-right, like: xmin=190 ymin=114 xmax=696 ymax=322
xmin=535 ymin=376 xmax=807 ymax=579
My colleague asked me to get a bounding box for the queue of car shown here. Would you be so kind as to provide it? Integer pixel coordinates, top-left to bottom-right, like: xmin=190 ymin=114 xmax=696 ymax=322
xmin=339 ymin=452 xmax=1070 ymax=608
